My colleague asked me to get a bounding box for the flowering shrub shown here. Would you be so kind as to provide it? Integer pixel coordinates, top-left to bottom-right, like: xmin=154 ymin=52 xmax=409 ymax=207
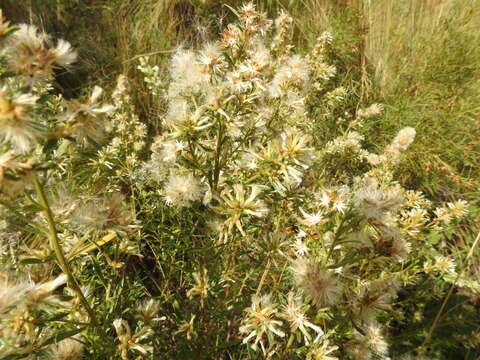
xmin=0 ymin=4 xmax=478 ymax=359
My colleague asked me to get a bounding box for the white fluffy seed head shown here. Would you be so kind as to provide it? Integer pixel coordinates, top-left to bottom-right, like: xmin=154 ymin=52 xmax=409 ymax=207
xmin=0 ymin=90 xmax=39 ymax=152
xmin=292 ymin=258 xmax=343 ymax=306
xmin=163 ymin=173 xmax=204 ymax=208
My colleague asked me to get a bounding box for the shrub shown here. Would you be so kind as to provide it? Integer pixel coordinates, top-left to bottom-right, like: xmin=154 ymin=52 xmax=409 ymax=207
xmin=0 ymin=4 xmax=478 ymax=359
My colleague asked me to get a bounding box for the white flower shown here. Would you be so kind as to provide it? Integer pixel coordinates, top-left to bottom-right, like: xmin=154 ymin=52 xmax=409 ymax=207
xmin=163 ymin=173 xmax=204 ymax=208
xmin=306 ymin=339 xmax=339 ymax=360
xmin=218 ymin=184 xmax=269 ymax=236
xmin=168 ymin=105 xmax=212 ymax=136
xmin=299 ymin=207 xmax=325 ymax=227
xmin=319 ymin=188 xmax=349 ymax=213
xmin=292 ymin=237 xmax=309 ymax=256
xmin=7 ymin=24 xmax=76 ymax=84
xmin=135 ymin=299 xmax=165 ymax=324
xmin=0 ymin=90 xmax=39 ymax=152
xmin=357 ymin=103 xmax=383 ymax=118
xmin=434 ymin=206 xmax=451 ymax=224
xmin=292 ymin=258 xmax=343 ymax=306
xmin=447 ymin=200 xmax=468 ymax=218
xmin=240 ymin=294 xmax=285 ymax=351
xmin=62 ymin=86 xmax=115 ymax=143
xmin=285 ymin=91 xmax=305 ymax=113
xmin=220 ymin=24 xmax=242 ymax=49
xmin=324 ymin=131 xmax=365 ymax=156
xmin=391 ymin=127 xmax=416 ymax=151
xmin=240 ymin=2 xmax=256 ymax=18
xmin=51 ymin=39 xmax=78 ymax=67
xmin=434 ymin=255 xmax=456 ymax=274
xmin=366 ymin=153 xmax=387 ymax=166
xmin=158 ymin=139 xmax=185 ymax=163
xmin=237 ymin=151 xmax=258 ymax=170
xmin=280 ymin=292 xmax=323 ymax=344
xmin=226 ymin=71 xmax=252 ymax=93
xmin=384 ymin=127 xmax=416 ymax=158
xmin=49 ymin=337 xmax=84 ymax=360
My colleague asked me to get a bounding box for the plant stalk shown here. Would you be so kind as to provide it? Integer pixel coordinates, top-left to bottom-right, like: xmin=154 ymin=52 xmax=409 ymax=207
xmin=33 ymin=174 xmax=106 ymax=337
xmin=419 ymin=230 xmax=480 ymax=353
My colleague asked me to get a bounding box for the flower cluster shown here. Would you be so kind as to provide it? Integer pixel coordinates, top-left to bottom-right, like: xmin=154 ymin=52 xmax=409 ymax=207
xmin=130 ymin=3 xmax=473 ymax=358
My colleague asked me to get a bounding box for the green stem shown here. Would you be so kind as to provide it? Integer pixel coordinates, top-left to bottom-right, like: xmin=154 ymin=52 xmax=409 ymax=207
xmin=212 ymin=116 xmax=224 ymax=191
xmin=33 ymin=174 xmax=106 ymax=338
xmin=284 ymin=333 xmax=295 ymax=353
xmin=324 ymin=212 xmax=348 ymax=265
xmin=419 ymin=230 xmax=480 ymax=354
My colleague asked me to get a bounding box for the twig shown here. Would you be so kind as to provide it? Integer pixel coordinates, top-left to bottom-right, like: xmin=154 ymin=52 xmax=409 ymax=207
xmin=33 ymin=174 xmax=107 ymax=338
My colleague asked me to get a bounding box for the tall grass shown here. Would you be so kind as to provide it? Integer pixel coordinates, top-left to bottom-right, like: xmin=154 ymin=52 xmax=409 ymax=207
xmin=356 ymin=0 xmax=480 ymax=198
xmin=283 ymin=0 xmax=480 ymax=199
xmin=359 ymin=0 xmax=480 ymax=93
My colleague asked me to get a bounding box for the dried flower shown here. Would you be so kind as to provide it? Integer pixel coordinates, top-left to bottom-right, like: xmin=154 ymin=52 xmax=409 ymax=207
xmin=175 ymin=314 xmax=196 ymax=340
xmin=113 ymin=319 xmax=153 ymax=359
xmin=6 ymin=24 xmax=77 ymax=84
xmin=62 ymin=86 xmax=115 ymax=143
xmin=384 ymin=127 xmax=416 ymax=160
xmin=306 ymin=339 xmax=339 ymax=360
xmin=0 ymin=89 xmax=39 ymax=151
xmin=71 ymin=193 xmax=133 ymax=232
xmin=135 ymin=299 xmax=165 ymax=324
xmin=348 ymin=322 xmax=389 ymax=359
xmin=163 ymin=173 xmax=204 ymax=207
xmin=0 ymin=9 xmax=12 ymax=36
xmin=187 ymin=268 xmax=210 ymax=306
xmin=357 ymin=103 xmax=383 ymax=118
xmin=280 ymin=292 xmax=323 ymax=344
xmin=49 ymin=337 xmax=84 ymax=360
xmin=218 ymin=184 xmax=269 ymax=236
xmin=354 ymin=183 xmax=403 ymax=223
xmin=292 ymin=258 xmax=343 ymax=306
xmin=239 ymin=294 xmax=285 ymax=351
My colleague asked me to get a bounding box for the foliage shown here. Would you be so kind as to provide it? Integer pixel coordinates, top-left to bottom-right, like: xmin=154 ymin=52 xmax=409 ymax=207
xmin=0 ymin=2 xmax=479 ymax=360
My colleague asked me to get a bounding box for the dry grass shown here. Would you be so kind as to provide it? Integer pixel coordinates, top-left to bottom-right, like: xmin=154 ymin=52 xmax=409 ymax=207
xmin=358 ymin=0 xmax=480 ymax=93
